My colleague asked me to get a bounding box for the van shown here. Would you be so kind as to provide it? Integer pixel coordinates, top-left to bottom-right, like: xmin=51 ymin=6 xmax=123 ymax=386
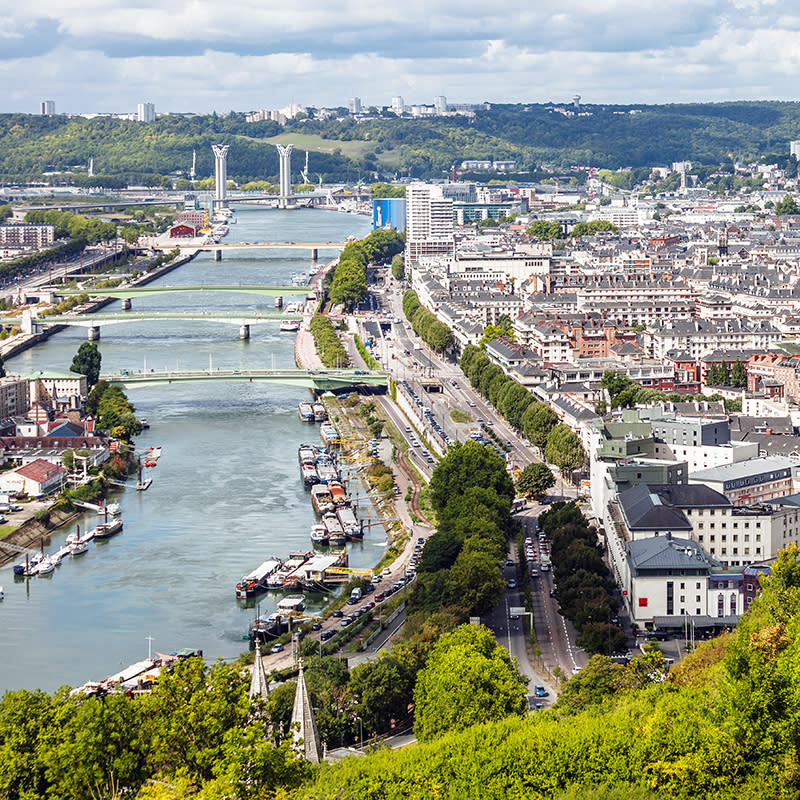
xmin=348 ymin=587 xmax=362 ymax=604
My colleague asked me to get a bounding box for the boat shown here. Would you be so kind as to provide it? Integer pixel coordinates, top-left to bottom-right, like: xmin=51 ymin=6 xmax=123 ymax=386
xmin=35 ymin=556 xmax=55 ymax=576
xmin=336 ymin=506 xmax=363 ymax=539
xmin=328 ymin=481 xmax=347 ymax=507
xmin=93 ymin=517 xmax=123 ymax=540
xmin=291 ymin=272 xmax=308 ymax=287
xmin=13 ymin=553 xmax=40 ymax=575
xmin=298 ymin=444 xmax=317 ymax=465
xmin=310 ymin=523 xmax=329 ymax=546
xmin=320 ymin=421 xmax=340 ymax=445
xmin=301 ymin=463 xmax=319 ymax=487
xmin=315 ymin=458 xmax=339 ymax=484
xmin=279 ymin=319 xmax=300 ymax=332
xmin=99 ymin=501 xmax=121 ymax=517
xmin=298 ymin=401 xmax=315 ymax=422
xmin=70 ymin=540 xmax=89 ymax=556
xmin=235 ymin=558 xmax=282 ymax=599
xmin=310 ymin=483 xmax=335 ymax=515
xmin=249 ymin=612 xmax=291 ymax=642
xmin=322 ymin=512 xmax=346 ymax=545
xmin=312 ymin=402 xmax=328 ymax=422
xmin=277 ymin=595 xmax=306 ymax=614
xmin=0 ymin=586 xmax=3 ymax=600
xmin=266 ymin=552 xmax=314 ymax=589
xmin=274 ymin=296 xmax=283 ymax=309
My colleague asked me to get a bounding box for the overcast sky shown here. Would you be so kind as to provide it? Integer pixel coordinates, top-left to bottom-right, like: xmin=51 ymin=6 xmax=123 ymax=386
xmin=2 ymin=0 xmax=798 ymax=115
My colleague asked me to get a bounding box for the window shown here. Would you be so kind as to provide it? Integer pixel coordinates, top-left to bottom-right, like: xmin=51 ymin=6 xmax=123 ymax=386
xmin=696 ymin=596 xmax=701 ymax=602
xmin=698 ymin=523 xmax=704 ymax=530
xmin=730 ymin=595 xmax=737 ymax=616
xmin=696 ymin=582 xmax=701 ymax=589
xmin=680 ymin=582 xmax=685 ymax=590
xmin=680 ymin=595 xmax=685 ymax=603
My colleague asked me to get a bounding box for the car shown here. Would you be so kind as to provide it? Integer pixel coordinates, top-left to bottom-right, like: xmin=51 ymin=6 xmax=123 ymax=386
xmin=341 ymin=616 xmax=354 ymax=627
xmin=534 ymin=685 xmax=548 ymax=698
xmin=311 ymin=622 xmax=322 ymax=631
xmin=549 ymin=588 xmax=555 ymax=597
xmin=364 ymin=583 xmax=375 ymax=594
xmin=375 ymin=591 xmax=386 ymax=601
xmin=332 ymin=609 xmax=344 ymax=618
xmin=468 ymin=400 xmax=477 ymax=407
xmin=486 ymin=420 xmax=494 ymax=426
xmin=320 ymin=629 xmax=335 ymax=641
xmin=364 ymin=601 xmax=375 ymax=611
xmin=530 ymin=568 xmax=539 ymax=577
xmin=292 ymin=631 xmax=304 ymax=641
xmin=476 ymin=418 xmax=484 ymax=424
xmin=353 ymin=608 xmax=364 ymax=618
xmin=270 ymin=642 xmax=284 ymax=653
xmin=505 ymin=558 xmax=514 ymax=567
xmin=382 ymin=567 xmax=391 ymax=576
xmin=507 ymin=579 xmax=517 ymax=589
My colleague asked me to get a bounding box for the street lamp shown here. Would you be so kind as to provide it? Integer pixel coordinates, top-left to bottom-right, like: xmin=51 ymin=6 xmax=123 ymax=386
xmin=356 ymin=716 xmax=363 ymax=751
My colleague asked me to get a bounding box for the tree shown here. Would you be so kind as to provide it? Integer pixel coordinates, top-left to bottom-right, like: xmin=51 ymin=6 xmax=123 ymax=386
xmin=444 ymin=549 xmax=506 ymax=615
xmin=555 ymin=654 xmax=624 ymax=715
xmin=545 ymin=424 xmax=585 ymax=474
xmin=731 ymin=359 xmax=746 ymax=388
xmin=775 ymin=194 xmax=799 ymax=215
xmin=498 ymin=382 xmax=533 ymax=429
xmin=391 ymin=253 xmax=405 ymax=281
xmin=349 ymin=653 xmax=415 ymax=737
xmin=70 ymin=341 xmax=102 ymax=387
xmin=429 ymin=441 xmax=514 ymax=516
xmin=516 ymin=463 xmax=555 ymax=499
xmin=521 ymin=402 xmax=559 ymax=450
xmin=413 ymin=625 xmax=528 ymax=742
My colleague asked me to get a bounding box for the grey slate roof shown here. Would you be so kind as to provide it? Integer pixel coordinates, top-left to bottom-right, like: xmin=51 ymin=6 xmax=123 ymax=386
xmin=617 ymin=484 xmax=693 ymax=532
xmin=647 ymin=484 xmax=732 ymax=509
xmin=627 ymin=534 xmax=717 ymax=574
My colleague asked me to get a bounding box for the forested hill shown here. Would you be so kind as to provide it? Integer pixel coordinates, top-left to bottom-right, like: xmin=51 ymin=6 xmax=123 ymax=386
xmin=298 ymin=545 xmax=800 ymax=800
xmin=2 ymin=101 xmax=800 ymax=183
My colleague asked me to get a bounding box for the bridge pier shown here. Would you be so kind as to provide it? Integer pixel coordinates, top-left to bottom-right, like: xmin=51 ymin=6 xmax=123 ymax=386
xmin=88 ymin=325 xmax=100 ymax=341
xmin=239 ymin=324 xmax=250 ymax=340
xmin=214 ymin=249 xmax=222 ymax=261
xmin=121 ymin=298 xmax=132 ymax=311
xmin=311 ymin=248 xmax=318 ymax=260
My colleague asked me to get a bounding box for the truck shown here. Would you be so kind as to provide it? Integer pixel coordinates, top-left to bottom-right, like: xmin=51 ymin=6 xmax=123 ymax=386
xmin=348 ymin=587 xmax=363 ymax=604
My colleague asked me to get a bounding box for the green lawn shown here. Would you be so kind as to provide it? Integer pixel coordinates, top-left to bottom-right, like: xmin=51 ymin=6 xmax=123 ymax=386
xmin=450 ymin=409 xmax=471 ymax=424
xmin=259 ymin=132 xmax=371 ymax=159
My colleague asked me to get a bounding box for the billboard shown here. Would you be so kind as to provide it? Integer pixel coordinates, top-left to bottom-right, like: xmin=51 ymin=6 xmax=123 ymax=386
xmin=372 ymin=198 xmax=406 ymax=231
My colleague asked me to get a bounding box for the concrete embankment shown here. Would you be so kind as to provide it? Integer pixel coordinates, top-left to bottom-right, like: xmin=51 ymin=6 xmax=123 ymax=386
xmin=0 ymin=507 xmax=85 ymax=567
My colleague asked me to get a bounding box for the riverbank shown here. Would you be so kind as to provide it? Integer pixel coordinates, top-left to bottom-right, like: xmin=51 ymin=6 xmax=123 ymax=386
xmin=0 ymin=506 xmax=86 ymax=567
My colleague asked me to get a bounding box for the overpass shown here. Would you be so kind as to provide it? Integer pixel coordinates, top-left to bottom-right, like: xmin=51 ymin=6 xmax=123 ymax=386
xmin=104 ymin=368 xmax=387 ymax=392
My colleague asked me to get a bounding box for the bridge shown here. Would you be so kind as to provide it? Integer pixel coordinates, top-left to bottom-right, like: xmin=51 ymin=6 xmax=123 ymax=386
xmin=151 ymin=241 xmax=348 ymax=259
xmin=104 ymin=368 xmax=387 ymax=392
xmin=55 ymin=284 xmax=305 ymax=300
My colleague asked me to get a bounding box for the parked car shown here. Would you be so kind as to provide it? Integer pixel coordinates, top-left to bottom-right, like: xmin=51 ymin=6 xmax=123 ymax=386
xmin=270 ymin=642 xmax=284 ymax=654
xmin=321 ymin=629 xmax=335 ymax=641
xmin=534 ymin=685 xmax=548 ymax=698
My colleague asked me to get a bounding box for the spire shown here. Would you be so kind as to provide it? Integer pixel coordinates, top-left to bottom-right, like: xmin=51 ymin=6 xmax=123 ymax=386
xmin=290 ymin=660 xmax=321 ymax=764
xmin=248 ymin=644 xmax=270 ymax=702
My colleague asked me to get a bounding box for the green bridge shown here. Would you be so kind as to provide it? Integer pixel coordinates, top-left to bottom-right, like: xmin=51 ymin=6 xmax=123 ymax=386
xmin=56 ymin=284 xmax=305 ymax=300
xmin=104 ymin=368 xmax=388 ymax=392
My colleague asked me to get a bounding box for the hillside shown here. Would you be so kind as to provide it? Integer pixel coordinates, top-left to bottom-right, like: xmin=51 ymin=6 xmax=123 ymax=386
xmin=296 ymin=544 xmax=800 ymax=800
xmin=2 ymin=101 xmax=800 ymax=184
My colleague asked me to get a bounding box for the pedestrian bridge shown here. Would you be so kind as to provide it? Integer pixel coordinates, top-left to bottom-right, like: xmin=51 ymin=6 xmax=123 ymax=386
xmin=55 ymin=284 xmax=305 ymax=300
xmin=104 ymin=368 xmax=388 ymax=392
xmin=27 ymin=311 xmax=296 ymax=327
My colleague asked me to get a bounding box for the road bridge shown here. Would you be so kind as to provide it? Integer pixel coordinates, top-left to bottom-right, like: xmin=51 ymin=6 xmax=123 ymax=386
xmin=54 ymin=284 xmax=304 ymax=300
xmin=151 ymin=241 xmax=348 ymax=259
xmin=104 ymin=368 xmax=387 ymax=392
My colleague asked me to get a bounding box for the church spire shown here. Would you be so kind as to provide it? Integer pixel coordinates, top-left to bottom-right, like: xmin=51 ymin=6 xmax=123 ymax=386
xmin=248 ymin=643 xmax=270 ymax=702
xmin=290 ymin=660 xmax=322 ymax=763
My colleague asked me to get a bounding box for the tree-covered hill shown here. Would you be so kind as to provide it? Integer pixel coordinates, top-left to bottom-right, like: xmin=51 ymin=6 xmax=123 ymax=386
xmin=296 ymin=544 xmax=800 ymax=800
xmin=3 ymin=101 xmax=800 ymax=184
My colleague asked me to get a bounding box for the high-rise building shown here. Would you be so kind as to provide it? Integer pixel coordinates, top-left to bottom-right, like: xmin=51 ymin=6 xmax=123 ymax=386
xmin=137 ymin=102 xmax=155 ymax=123
xmin=348 ymin=97 xmax=362 ymax=115
xmin=40 ymin=100 xmax=55 ymax=116
xmin=405 ymin=183 xmax=454 ymax=264
xmin=791 ymin=140 xmax=800 ymax=161
xmin=434 ymin=95 xmax=448 ymax=115
xmin=391 ymin=96 xmax=405 ymax=116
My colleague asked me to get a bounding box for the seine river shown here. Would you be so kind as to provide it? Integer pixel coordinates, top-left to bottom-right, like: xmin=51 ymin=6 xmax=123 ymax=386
xmin=0 ymin=204 xmax=372 ymax=692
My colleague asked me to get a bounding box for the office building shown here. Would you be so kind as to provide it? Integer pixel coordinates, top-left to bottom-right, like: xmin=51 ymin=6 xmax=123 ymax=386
xmin=137 ymin=102 xmax=155 ymax=123
xmin=391 ymin=96 xmax=404 ymax=116
xmin=405 ymin=184 xmax=454 ymax=263
xmin=41 ymin=100 xmax=55 ymax=116
xmin=791 ymin=140 xmax=800 ymax=161
xmin=434 ymin=96 xmax=448 ymax=115
xmin=348 ymin=97 xmax=362 ymax=115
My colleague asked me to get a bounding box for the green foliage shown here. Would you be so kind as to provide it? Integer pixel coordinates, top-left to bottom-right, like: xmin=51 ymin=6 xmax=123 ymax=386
xmin=391 ymin=252 xmax=405 ymax=281
xmin=0 ymin=238 xmax=87 ymax=285
xmin=308 ymin=314 xmax=349 ymax=367
xmin=401 ymin=290 xmax=453 ymax=353
xmin=516 ymin=462 xmax=555 ymax=499
xmin=521 ymin=401 xmax=559 ymax=449
xmin=370 ymin=182 xmax=406 ymax=198
xmin=526 ymin=219 xmax=564 ymax=240
xmin=545 ymin=423 xmax=585 ymax=473
xmin=25 ymin=209 xmax=118 ymax=243
xmin=570 ymin=220 xmax=619 ymax=237
xmin=70 ymin=341 xmax=102 ymax=387
xmin=413 ymin=624 xmax=528 ymax=742
xmin=354 ymin=334 xmax=380 ymax=369
xmin=479 ymin=318 xmax=515 ymax=348
xmin=775 ymin=194 xmax=800 ymax=215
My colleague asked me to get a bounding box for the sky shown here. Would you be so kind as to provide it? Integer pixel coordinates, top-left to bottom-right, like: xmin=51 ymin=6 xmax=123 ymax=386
xmin=1 ymin=0 xmax=799 ymax=115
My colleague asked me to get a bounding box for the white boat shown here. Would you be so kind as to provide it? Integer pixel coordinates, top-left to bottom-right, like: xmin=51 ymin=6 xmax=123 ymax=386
xmin=70 ymin=540 xmax=89 ymax=556
xmin=0 ymin=586 xmax=3 ymax=600
xmin=280 ymin=319 xmax=300 ymax=332
xmin=35 ymin=556 xmax=55 ymax=576
xmin=99 ymin=501 xmax=122 ymax=517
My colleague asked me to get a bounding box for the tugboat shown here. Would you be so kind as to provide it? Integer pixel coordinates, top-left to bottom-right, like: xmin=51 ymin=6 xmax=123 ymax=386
xmin=310 ymin=523 xmax=330 ymax=546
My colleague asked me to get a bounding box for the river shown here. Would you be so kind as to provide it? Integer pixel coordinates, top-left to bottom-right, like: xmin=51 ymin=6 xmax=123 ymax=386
xmin=0 ymin=205 xmax=372 ymax=692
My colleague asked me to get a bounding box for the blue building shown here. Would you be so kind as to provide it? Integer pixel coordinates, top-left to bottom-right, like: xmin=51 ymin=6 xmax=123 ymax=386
xmin=372 ymin=198 xmax=406 ymax=231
